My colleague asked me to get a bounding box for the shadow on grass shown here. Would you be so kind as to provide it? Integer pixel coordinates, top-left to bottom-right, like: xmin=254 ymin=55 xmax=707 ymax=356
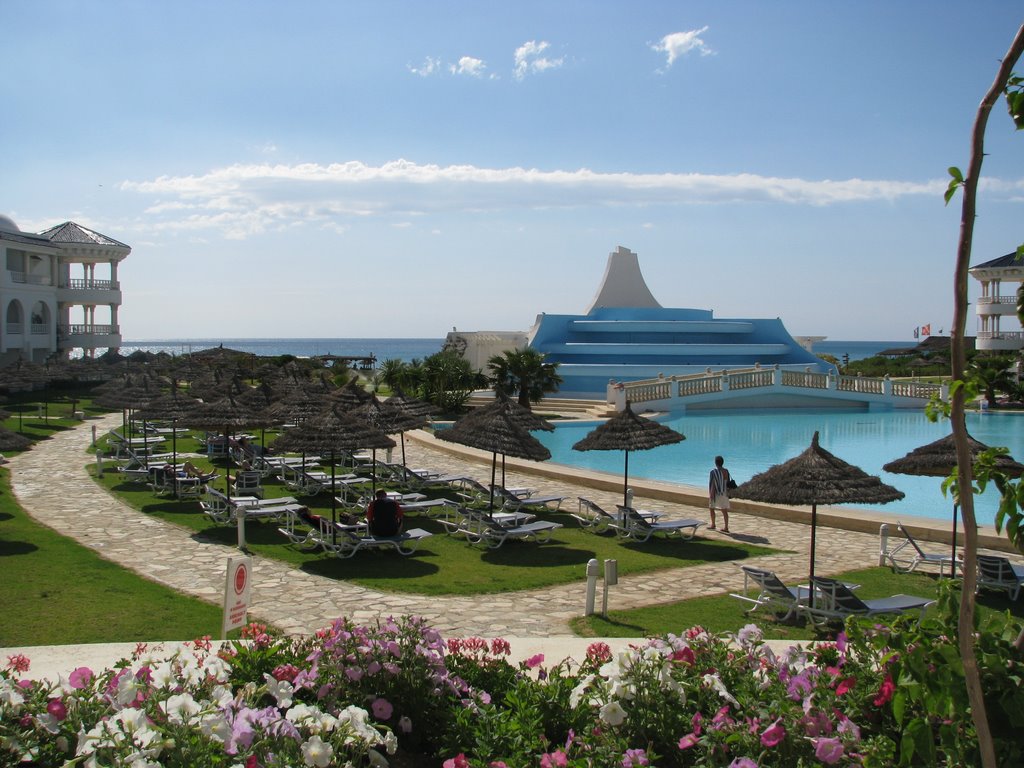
xmin=0 ymin=512 xmax=14 ymax=522
xmin=616 ymin=539 xmax=759 ymax=563
xmin=302 ymin=551 xmax=441 ymax=580
xmin=721 ymin=531 xmax=771 ymax=545
xmin=0 ymin=539 xmax=39 ymax=556
xmin=482 ymin=542 xmax=596 ymax=567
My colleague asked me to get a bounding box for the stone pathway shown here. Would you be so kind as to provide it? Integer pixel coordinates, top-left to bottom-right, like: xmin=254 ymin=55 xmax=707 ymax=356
xmin=9 ymin=413 xmax=882 ymax=638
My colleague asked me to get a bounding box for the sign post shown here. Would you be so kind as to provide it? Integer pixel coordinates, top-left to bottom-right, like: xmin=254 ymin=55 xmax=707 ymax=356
xmin=222 ymin=556 xmax=253 ymax=639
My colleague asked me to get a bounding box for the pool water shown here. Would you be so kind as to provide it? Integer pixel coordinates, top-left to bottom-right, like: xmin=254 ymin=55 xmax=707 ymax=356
xmin=535 ymin=409 xmax=1024 ymax=527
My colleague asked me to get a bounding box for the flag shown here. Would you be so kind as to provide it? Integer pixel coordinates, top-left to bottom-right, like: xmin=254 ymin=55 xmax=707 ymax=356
xmin=922 ymin=324 xmax=931 ymax=336
xmin=913 ymin=327 xmax=920 ymax=339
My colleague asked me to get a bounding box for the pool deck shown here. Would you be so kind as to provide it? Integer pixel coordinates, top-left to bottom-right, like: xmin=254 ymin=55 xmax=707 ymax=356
xmin=4 ymin=412 xmax=1020 ymax=682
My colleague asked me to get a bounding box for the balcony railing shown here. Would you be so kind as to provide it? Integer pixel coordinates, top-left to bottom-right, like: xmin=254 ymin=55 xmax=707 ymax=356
xmin=978 ymin=331 xmax=1024 ymax=340
xmin=977 ymin=296 xmax=1018 ymax=305
xmin=31 ymin=323 xmax=48 ymax=335
xmin=5 ymin=323 xmax=23 ymax=335
xmin=61 ymin=278 xmax=119 ymax=290
xmin=57 ymin=324 xmax=118 ymax=337
xmin=8 ymin=271 xmax=52 ymax=286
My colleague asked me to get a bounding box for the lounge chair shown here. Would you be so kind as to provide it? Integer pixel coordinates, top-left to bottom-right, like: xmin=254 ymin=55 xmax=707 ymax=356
xmin=492 ymin=485 xmax=565 ymax=512
xmin=885 ymin=521 xmax=960 ymax=576
xmin=572 ymin=497 xmax=663 ymax=533
xmin=977 ymin=555 xmax=1024 ymax=600
xmin=327 ymin=525 xmax=434 ymax=558
xmin=277 ymin=508 xmax=367 ymax=551
xmin=455 ymin=507 xmax=562 ymax=548
xmin=201 ymin=487 xmax=303 ymax=525
xmin=729 ymin=566 xmax=815 ymax=620
xmin=614 ymin=505 xmax=704 ymax=542
xmin=806 ymin=576 xmax=935 ymax=628
xmin=230 ymin=470 xmax=264 ymax=499
xmin=437 ymin=504 xmax=536 ymax=537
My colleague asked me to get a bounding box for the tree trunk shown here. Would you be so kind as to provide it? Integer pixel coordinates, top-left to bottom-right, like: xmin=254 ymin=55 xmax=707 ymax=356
xmin=951 ymin=25 xmax=1024 ymax=768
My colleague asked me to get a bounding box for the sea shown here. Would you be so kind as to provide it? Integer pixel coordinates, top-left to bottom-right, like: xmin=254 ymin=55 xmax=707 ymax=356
xmin=117 ymin=338 xmax=909 ymax=365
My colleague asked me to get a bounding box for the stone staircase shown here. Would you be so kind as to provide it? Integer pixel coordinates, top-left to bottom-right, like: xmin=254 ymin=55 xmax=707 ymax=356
xmin=466 ymin=394 xmax=614 ymax=420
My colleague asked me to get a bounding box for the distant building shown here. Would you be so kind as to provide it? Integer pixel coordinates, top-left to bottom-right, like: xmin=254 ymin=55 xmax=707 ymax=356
xmin=0 ymin=214 xmax=130 ymax=365
xmin=446 ymin=245 xmax=829 ymax=398
xmin=970 ymin=251 xmax=1024 ymax=352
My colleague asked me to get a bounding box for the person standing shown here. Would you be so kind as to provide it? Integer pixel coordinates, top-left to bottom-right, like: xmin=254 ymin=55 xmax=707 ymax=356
xmin=708 ymin=455 xmax=731 ymax=532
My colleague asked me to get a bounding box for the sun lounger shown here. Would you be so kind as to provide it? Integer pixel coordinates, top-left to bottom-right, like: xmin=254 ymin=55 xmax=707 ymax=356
xmin=977 ymin=555 xmax=1024 ymax=600
xmin=805 ymin=576 xmax=935 ymax=628
xmin=493 ymin=485 xmax=565 ymax=512
xmin=572 ymin=497 xmax=663 ymax=533
xmin=454 ymin=507 xmax=561 ymax=549
xmin=321 ymin=524 xmax=433 ymax=558
xmin=885 ymin=521 xmax=961 ymax=576
xmin=614 ymin=505 xmax=704 ymax=542
xmin=729 ymin=566 xmax=816 ymax=620
xmin=277 ymin=508 xmax=367 ymax=551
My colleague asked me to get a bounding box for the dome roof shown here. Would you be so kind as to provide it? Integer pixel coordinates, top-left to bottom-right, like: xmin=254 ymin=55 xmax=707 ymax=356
xmin=0 ymin=214 xmax=20 ymax=233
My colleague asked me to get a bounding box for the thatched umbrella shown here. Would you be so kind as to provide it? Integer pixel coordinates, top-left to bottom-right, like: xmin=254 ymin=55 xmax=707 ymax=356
xmin=469 ymin=393 xmax=554 ymax=488
xmin=133 ymin=389 xmax=202 ymax=485
xmin=883 ymin=432 xmax=1024 ymax=563
xmin=330 ymin=378 xmax=374 ymax=410
xmin=386 ymin=389 xmax=436 ymax=468
xmin=436 ymin=406 xmax=551 ymax=511
xmin=93 ymin=376 xmax=161 ymax=459
xmin=273 ymin=405 xmax=395 ymax=542
xmin=572 ymin=401 xmax=685 ymax=508
xmin=181 ymin=395 xmax=269 ymax=499
xmin=0 ymin=426 xmax=35 ymax=452
xmin=731 ymin=431 xmax=904 ymax=583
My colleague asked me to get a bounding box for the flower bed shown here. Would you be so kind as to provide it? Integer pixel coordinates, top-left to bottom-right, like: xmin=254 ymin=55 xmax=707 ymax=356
xmin=3 ymin=587 xmax=1023 ymax=767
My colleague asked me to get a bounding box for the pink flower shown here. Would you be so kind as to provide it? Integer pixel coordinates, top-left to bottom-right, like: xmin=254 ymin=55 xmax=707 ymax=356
xmin=490 ymin=638 xmax=511 ymax=656
xmin=447 ymin=638 xmax=463 ymax=654
xmin=443 ymin=754 xmax=470 ymax=768
xmin=835 ymin=677 xmax=856 ymax=696
xmin=67 ymin=666 xmax=93 ymax=689
xmin=813 ymin=737 xmax=845 ymax=764
xmin=372 ymin=697 xmax=393 ymax=720
xmin=729 ymin=759 xmax=759 ymax=768
xmin=678 ymin=734 xmax=699 ymax=750
xmin=524 ymin=654 xmax=544 ymax=669
xmin=586 ymin=642 xmax=612 ymax=664
xmin=271 ymin=664 xmax=299 ymax=682
xmin=622 ymin=748 xmax=649 ymax=767
xmin=873 ymin=674 xmax=895 ymax=706
xmin=5 ymin=654 xmax=30 ymax=673
xmin=540 ymin=750 xmax=568 ymax=768
xmin=670 ymin=647 xmax=695 ymax=665
xmin=46 ymin=699 xmax=67 ymax=721
xmin=760 ymin=720 xmax=786 ymax=747
xmin=489 ymin=763 xmax=508 ymax=768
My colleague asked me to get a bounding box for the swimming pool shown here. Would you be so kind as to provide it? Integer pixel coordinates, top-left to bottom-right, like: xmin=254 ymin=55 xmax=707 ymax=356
xmin=534 ymin=409 xmax=1024 ymax=527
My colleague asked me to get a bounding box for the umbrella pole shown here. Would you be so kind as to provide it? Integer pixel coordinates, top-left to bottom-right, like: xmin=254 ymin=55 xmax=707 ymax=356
xmin=489 ymin=452 xmax=498 ymax=511
xmin=331 ymin=449 xmax=337 ymax=546
xmin=809 ymin=503 xmax=818 ymax=591
xmin=372 ymin=448 xmax=377 ymax=495
xmin=172 ymin=421 xmax=179 ymax=500
xmin=622 ymin=450 xmax=630 ymax=508
xmin=401 ymin=432 xmax=407 ymax=468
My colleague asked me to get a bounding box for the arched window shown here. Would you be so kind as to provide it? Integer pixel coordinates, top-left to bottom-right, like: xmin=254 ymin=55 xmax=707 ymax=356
xmin=5 ymin=301 xmax=23 ymax=334
xmin=31 ymin=302 xmax=50 ymax=334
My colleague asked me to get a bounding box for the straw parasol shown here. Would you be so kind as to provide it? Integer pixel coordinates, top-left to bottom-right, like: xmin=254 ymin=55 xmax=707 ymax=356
xmin=385 ymin=389 xmax=435 ymax=468
xmin=436 ymin=406 xmax=551 ymax=511
xmin=273 ymin=405 xmax=395 ymax=542
xmin=572 ymin=401 xmax=685 ymax=508
xmin=883 ymin=432 xmax=1024 ymax=563
xmin=731 ymin=431 xmax=904 ymax=583
xmin=468 ymin=393 xmax=554 ymax=488
xmin=133 ymin=389 xmax=202 ymax=484
xmin=181 ymin=395 xmax=270 ymax=499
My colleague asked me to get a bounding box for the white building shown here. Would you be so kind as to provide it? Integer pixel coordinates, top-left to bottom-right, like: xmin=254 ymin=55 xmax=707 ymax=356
xmin=970 ymin=251 xmax=1024 ymax=352
xmin=0 ymin=214 xmax=130 ymax=365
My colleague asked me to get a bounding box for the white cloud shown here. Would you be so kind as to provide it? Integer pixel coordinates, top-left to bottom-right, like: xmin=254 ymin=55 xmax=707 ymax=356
xmin=651 ymin=27 xmax=713 ymax=68
xmin=450 ymin=56 xmax=487 ymax=77
xmin=408 ymin=56 xmax=441 ymax=77
xmin=514 ymin=40 xmax=564 ymax=81
xmin=117 ymin=158 xmax=1020 ymax=240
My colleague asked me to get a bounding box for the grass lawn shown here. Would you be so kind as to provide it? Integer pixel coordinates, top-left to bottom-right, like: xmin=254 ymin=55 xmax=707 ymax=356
xmin=570 ymin=566 xmax=1024 ymax=641
xmin=0 ymin=468 xmax=235 ymax=647
xmin=91 ymin=452 xmax=780 ymax=596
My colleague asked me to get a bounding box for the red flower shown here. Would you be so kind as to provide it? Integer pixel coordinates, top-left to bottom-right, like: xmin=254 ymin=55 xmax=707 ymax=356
xmin=835 ymin=676 xmax=856 ymax=696
xmin=873 ymin=674 xmax=895 ymax=706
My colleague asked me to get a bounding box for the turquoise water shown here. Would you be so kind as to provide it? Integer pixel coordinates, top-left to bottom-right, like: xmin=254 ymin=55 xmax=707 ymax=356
xmin=535 ymin=409 xmax=1024 ymax=527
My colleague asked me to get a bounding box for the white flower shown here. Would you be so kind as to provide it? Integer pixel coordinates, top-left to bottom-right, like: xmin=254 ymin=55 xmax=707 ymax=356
xmin=149 ymin=661 xmax=177 ymax=690
xmin=264 ymin=673 xmax=295 ymax=708
xmin=200 ymin=712 xmax=232 ymax=743
xmin=301 ymin=734 xmax=334 ymax=767
xmin=115 ymin=673 xmax=144 ymax=707
xmin=702 ymin=673 xmax=740 ymax=708
xmin=0 ymin=679 xmax=25 ymax=712
xmin=599 ymin=700 xmax=627 ymax=726
xmin=569 ymin=673 xmax=595 ymax=708
xmin=128 ymin=758 xmax=162 ymax=768
xmin=210 ymin=684 xmax=234 ymax=708
xmin=736 ymin=623 xmax=763 ymax=648
xmin=610 ymin=677 xmax=635 ymax=700
xmin=204 ymin=655 xmax=232 ymax=683
xmin=161 ymin=692 xmax=201 ymax=724
xmin=383 ymin=729 xmax=398 ymax=754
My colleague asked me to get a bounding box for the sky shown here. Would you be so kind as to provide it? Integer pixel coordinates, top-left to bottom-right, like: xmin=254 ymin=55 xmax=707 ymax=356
xmin=1 ymin=2 xmax=1022 ymax=343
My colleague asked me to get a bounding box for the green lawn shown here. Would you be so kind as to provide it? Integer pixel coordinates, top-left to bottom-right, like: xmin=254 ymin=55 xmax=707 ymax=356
xmin=571 ymin=566 xmax=1024 ymax=641
xmin=92 ymin=459 xmax=779 ymax=596
xmin=0 ymin=468 xmax=234 ymax=647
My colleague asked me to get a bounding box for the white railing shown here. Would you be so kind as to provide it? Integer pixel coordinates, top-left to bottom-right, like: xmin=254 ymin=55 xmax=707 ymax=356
xmin=58 ymin=324 xmax=118 ymax=336
xmin=30 ymin=323 xmax=48 ymax=335
xmin=5 ymin=323 xmax=23 ymax=335
xmin=617 ymin=365 xmax=940 ymax=410
xmin=8 ymin=271 xmax=52 ymax=286
xmin=978 ymin=331 xmax=1024 ymax=340
xmin=62 ymin=278 xmax=118 ymax=290
xmin=977 ymin=296 xmax=1018 ymax=305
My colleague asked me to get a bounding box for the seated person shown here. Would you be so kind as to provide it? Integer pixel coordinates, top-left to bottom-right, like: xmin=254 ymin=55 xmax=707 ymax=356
xmin=366 ymin=489 xmax=403 ymax=537
xmin=183 ymin=461 xmax=204 ymax=478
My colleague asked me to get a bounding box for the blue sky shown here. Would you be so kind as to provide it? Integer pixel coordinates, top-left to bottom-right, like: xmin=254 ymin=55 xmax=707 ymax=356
xmin=2 ymin=2 xmax=1022 ymax=342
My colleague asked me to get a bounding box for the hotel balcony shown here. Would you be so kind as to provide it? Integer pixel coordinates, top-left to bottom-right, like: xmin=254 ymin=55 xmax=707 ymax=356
xmin=976 ymin=330 xmax=1024 ymax=352
xmin=56 ymin=323 xmax=121 ymax=351
xmin=57 ymin=278 xmax=121 ymax=304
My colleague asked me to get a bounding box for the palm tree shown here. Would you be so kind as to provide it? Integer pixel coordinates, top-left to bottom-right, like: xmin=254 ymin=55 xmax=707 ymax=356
xmin=487 ymin=347 xmax=562 ymax=409
xmin=421 ymin=351 xmax=483 ymax=412
xmin=968 ymin=355 xmax=1016 ymax=408
xmin=375 ymin=358 xmax=408 ymax=394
